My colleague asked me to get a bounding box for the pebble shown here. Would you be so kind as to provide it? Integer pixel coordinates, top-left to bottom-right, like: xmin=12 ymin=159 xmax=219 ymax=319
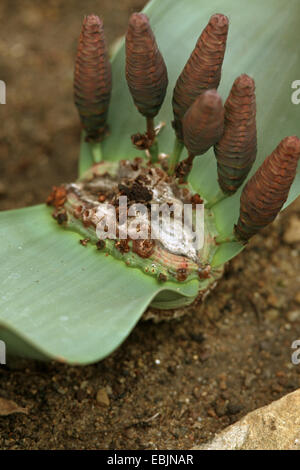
xmin=294 ymin=293 xmax=300 ymax=305
xmin=214 ymin=403 xmax=227 ymax=417
xmin=192 ymin=387 xmax=201 ymax=399
xmin=226 ymin=403 xmax=242 ymax=415
xmin=244 ymin=373 xmax=256 ymax=388
xmin=267 ymin=294 xmax=285 ymax=309
xmin=264 ymin=309 xmax=280 ymax=321
xmin=96 ymin=388 xmax=110 ymax=407
xmin=207 ymin=408 xmax=217 ymax=418
xmin=286 ymin=310 xmax=300 ymax=322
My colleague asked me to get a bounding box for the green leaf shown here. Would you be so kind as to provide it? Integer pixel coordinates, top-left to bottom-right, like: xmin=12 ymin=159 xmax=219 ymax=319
xmin=211 ymin=241 xmax=244 ymax=267
xmin=0 ymin=205 xmax=198 ymax=364
xmin=79 ymin=0 xmax=300 ymax=240
xmin=78 ymin=131 xmax=94 ymax=176
xmin=3 ymin=0 xmax=300 ymax=363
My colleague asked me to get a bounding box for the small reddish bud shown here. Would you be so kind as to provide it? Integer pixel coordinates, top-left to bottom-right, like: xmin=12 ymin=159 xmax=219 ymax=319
xmin=74 ymin=15 xmax=112 ymax=142
xmin=172 ymin=14 xmax=229 ymax=141
xmin=235 ymin=136 xmax=300 ymax=241
xmin=132 ymin=239 xmax=155 ymax=258
xmin=214 ymin=74 xmax=257 ymax=195
xmin=46 ymin=186 xmax=67 ymax=209
xmin=125 ymin=13 xmax=168 ymax=118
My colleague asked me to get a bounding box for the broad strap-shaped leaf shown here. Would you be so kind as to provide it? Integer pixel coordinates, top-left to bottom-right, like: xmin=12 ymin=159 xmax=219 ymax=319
xmin=0 ymin=205 xmax=198 ymax=364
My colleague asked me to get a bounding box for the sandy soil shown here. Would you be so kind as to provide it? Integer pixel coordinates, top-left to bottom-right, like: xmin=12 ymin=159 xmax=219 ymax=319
xmin=0 ymin=0 xmax=299 ymax=450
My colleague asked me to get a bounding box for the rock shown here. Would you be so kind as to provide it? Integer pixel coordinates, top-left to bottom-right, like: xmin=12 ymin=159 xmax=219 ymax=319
xmin=244 ymin=373 xmax=256 ymax=388
xmin=283 ymin=216 xmax=300 ymax=244
xmin=267 ymin=293 xmax=285 ymax=309
xmin=193 ymin=389 xmax=300 ymax=450
xmin=294 ymin=292 xmax=300 ymax=305
xmin=96 ymin=388 xmax=110 ymax=407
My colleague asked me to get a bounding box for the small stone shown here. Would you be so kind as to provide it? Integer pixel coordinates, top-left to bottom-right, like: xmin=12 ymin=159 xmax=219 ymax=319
xmin=264 ymin=309 xmax=279 ymax=321
xmin=244 ymin=373 xmax=256 ymax=388
xmin=193 ymin=389 xmax=300 ymax=450
xmin=207 ymin=408 xmax=217 ymax=418
xmin=192 ymin=387 xmax=201 ymax=399
xmin=215 ymin=403 xmax=227 ymax=417
xmin=96 ymin=388 xmax=110 ymax=407
xmin=267 ymin=294 xmax=285 ymax=309
xmin=286 ymin=310 xmax=300 ymax=322
xmin=219 ymin=379 xmax=227 ymax=391
xmin=283 ymin=216 xmax=300 ymax=244
xmin=227 ymin=403 xmax=242 ymax=415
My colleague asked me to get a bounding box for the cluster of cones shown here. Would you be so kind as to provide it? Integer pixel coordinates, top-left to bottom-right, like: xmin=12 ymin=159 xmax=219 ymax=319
xmin=73 ymin=11 xmax=300 ymax=243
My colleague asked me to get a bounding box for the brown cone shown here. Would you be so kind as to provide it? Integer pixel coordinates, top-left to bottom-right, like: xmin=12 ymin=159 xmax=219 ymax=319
xmin=74 ymin=15 xmax=112 ymax=142
xmin=125 ymin=13 xmax=168 ymax=118
xmin=172 ymin=13 xmax=228 ymax=141
xmin=182 ymin=89 xmax=224 ymax=156
xmin=235 ymin=136 xmax=300 ymax=241
xmin=214 ymin=74 xmax=257 ymax=195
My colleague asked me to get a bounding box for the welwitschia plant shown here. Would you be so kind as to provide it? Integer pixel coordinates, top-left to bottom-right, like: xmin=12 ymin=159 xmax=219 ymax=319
xmin=0 ymin=0 xmax=300 ymax=364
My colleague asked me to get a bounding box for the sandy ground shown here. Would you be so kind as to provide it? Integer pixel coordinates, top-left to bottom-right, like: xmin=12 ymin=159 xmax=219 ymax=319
xmin=0 ymin=0 xmax=299 ymax=450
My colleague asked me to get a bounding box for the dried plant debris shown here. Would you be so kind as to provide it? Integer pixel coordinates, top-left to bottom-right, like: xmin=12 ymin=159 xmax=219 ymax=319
xmin=235 ymin=136 xmax=300 ymax=241
xmin=0 ymin=397 xmax=28 ymax=416
xmin=47 ymin=159 xmax=223 ymax=287
xmin=74 ymin=15 xmax=112 ymax=142
xmin=172 ymin=13 xmax=228 ymax=141
xmin=214 ymin=74 xmax=257 ymax=195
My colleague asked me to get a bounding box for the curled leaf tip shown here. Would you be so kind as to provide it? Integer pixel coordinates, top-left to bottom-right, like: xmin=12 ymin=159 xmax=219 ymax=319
xmin=172 ymin=13 xmax=229 ymax=141
xmin=183 ymin=89 xmax=224 ymax=157
xmin=74 ymin=14 xmax=112 ymax=142
xmin=214 ymin=73 xmax=257 ymax=195
xmin=235 ymin=136 xmax=300 ymax=241
xmin=125 ymin=12 xmax=168 ymax=119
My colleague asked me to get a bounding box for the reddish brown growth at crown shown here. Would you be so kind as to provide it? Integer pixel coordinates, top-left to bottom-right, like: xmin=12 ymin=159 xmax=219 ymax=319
xmin=125 ymin=13 xmax=168 ymax=119
xmin=172 ymin=13 xmax=228 ymax=141
xmin=46 ymin=186 xmax=67 ymax=209
xmin=214 ymin=74 xmax=257 ymax=195
xmin=74 ymin=15 xmax=112 ymax=142
xmin=132 ymin=239 xmax=155 ymax=258
xmin=176 ymin=90 xmax=224 ymax=179
xmin=235 ymin=136 xmax=300 ymax=241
